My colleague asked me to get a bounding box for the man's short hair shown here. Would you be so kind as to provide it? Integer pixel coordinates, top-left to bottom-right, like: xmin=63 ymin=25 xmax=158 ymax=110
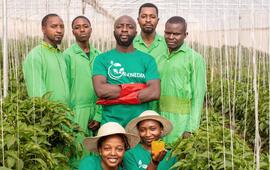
xmin=71 ymin=16 xmax=91 ymax=28
xmin=138 ymin=3 xmax=159 ymax=17
xmin=41 ymin=13 xmax=59 ymax=27
xmin=166 ymin=16 xmax=187 ymax=32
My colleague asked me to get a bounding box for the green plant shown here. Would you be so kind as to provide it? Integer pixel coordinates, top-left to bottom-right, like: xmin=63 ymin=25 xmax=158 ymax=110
xmin=0 ymin=93 xmax=83 ymax=170
xmin=208 ymin=79 xmax=270 ymax=153
xmin=170 ymin=111 xmax=258 ymax=170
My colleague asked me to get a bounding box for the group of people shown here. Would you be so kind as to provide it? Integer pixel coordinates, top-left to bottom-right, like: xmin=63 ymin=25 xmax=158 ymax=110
xmin=23 ymin=2 xmax=206 ymax=170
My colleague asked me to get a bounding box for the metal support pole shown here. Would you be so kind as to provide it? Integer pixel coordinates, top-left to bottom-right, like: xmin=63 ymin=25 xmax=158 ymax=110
xmin=2 ymin=0 xmax=8 ymax=97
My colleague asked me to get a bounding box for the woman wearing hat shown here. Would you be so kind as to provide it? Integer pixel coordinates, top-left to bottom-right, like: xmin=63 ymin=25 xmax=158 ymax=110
xmin=124 ymin=110 xmax=177 ymax=170
xmin=79 ymin=122 xmax=140 ymax=170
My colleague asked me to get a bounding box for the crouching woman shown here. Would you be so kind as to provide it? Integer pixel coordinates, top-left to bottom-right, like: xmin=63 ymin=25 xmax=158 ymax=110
xmin=124 ymin=110 xmax=177 ymax=170
xmin=79 ymin=122 xmax=140 ymax=170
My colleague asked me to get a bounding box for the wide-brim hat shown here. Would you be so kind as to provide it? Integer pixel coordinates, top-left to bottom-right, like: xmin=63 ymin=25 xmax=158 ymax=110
xmin=84 ymin=122 xmax=140 ymax=153
xmin=125 ymin=110 xmax=173 ymax=137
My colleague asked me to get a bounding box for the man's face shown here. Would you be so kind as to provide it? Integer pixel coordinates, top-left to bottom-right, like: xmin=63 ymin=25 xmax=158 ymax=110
xmin=137 ymin=7 xmax=159 ymax=34
xmin=114 ymin=16 xmax=137 ymax=47
xmin=164 ymin=22 xmax=187 ymax=52
xmin=72 ymin=18 xmax=92 ymax=43
xmin=42 ymin=16 xmax=64 ymax=46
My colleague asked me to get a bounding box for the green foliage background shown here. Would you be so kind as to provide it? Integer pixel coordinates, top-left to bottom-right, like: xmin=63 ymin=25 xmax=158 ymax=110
xmin=170 ymin=44 xmax=270 ymax=169
xmin=0 ymin=66 xmax=82 ymax=170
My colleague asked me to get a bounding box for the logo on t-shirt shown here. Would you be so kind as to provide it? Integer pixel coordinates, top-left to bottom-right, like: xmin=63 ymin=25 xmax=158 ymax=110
xmin=108 ymin=61 xmax=125 ymax=80
xmin=138 ymin=160 xmax=148 ymax=169
xmin=108 ymin=60 xmax=145 ymax=80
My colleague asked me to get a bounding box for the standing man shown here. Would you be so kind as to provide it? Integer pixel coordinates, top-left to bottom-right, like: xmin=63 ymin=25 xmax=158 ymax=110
xmin=134 ymin=3 xmax=167 ymax=111
xmin=160 ymin=16 xmax=206 ymax=143
xmin=64 ymin=16 xmax=101 ymax=169
xmin=134 ymin=3 xmax=167 ymax=60
xmin=23 ymin=13 xmax=69 ymax=105
xmin=92 ymin=15 xmax=160 ymax=127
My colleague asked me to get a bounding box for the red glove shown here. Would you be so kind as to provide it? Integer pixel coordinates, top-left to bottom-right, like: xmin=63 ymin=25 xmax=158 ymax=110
xmin=96 ymin=83 xmax=147 ymax=105
xmin=119 ymin=84 xmax=147 ymax=97
xmin=96 ymin=98 xmax=121 ymax=105
xmin=119 ymin=91 xmax=141 ymax=104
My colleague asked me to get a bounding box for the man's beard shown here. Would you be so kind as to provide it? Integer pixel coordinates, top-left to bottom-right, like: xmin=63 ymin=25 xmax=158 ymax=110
xmin=142 ymin=26 xmax=154 ymax=34
xmin=114 ymin=32 xmax=135 ymax=47
xmin=55 ymin=39 xmax=62 ymax=45
xmin=52 ymin=37 xmax=62 ymax=45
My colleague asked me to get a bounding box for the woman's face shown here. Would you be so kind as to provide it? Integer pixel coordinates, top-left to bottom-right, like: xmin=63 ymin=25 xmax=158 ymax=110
xmin=99 ymin=135 xmax=126 ymax=169
xmin=137 ymin=119 xmax=163 ymax=147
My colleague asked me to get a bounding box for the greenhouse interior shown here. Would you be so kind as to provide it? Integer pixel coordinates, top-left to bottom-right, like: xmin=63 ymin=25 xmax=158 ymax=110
xmin=0 ymin=0 xmax=270 ymax=169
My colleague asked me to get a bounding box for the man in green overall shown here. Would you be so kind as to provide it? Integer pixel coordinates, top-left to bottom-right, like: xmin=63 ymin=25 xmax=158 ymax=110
xmin=133 ymin=3 xmax=167 ymax=111
xmin=160 ymin=16 xmax=206 ymax=143
xmin=23 ymin=13 xmax=69 ymax=105
xmin=64 ymin=16 xmax=102 ymax=169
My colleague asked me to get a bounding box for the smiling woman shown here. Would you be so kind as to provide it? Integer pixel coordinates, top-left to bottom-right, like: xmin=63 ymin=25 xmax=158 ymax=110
xmin=124 ymin=110 xmax=177 ymax=170
xmin=78 ymin=122 xmax=140 ymax=170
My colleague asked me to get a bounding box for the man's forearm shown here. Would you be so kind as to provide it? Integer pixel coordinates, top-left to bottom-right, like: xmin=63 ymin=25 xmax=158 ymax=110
xmin=93 ymin=75 xmax=121 ymax=99
xmin=138 ymin=80 xmax=160 ymax=103
xmin=138 ymin=87 xmax=160 ymax=103
xmin=95 ymin=83 xmax=121 ymax=99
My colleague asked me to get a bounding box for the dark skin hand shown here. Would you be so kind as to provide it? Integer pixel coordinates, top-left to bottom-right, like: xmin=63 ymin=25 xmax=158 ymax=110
xmin=137 ymin=79 xmax=160 ymax=103
xmin=88 ymin=120 xmax=100 ymax=131
xmin=182 ymin=131 xmax=192 ymax=139
xmin=146 ymin=150 xmax=167 ymax=170
xmin=93 ymin=75 xmax=121 ymax=99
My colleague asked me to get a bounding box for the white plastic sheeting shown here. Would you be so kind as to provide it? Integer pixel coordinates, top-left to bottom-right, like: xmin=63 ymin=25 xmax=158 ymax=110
xmin=0 ymin=0 xmax=269 ymax=51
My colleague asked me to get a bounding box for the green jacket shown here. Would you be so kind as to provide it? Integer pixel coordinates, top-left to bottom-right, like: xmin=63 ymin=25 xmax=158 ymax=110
xmin=159 ymin=42 xmax=206 ymax=143
xmin=133 ymin=33 xmax=167 ymax=61
xmin=64 ymin=43 xmax=102 ymax=169
xmin=23 ymin=41 xmax=69 ymax=105
xmin=64 ymin=43 xmax=102 ymax=124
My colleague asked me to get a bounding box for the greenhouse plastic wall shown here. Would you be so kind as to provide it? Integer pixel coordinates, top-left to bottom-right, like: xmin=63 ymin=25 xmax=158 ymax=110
xmin=0 ymin=0 xmax=270 ymax=169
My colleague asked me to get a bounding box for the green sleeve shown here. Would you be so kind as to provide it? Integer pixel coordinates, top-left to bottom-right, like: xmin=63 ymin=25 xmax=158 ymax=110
xmin=78 ymin=156 xmax=97 ymax=170
xmin=123 ymin=151 xmax=140 ymax=170
xmin=23 ymin=53 xmax=46 ymax=97
xmin=93 ymin=105 xmax=102 ymax=122
xmin=92 ymin=55 xmax=107 ymax=77
xmin=91 ymin=50 xmax=103 ymax=122
xmin=160 ymin=151 xmax=178 ymax=170
xmin=186 ymin=54 xmax=206 ymax=132
xmin=64 ymin=52 xmax=72 ymax=94
xmin=145 ymin=56 xmax=160 ymax=82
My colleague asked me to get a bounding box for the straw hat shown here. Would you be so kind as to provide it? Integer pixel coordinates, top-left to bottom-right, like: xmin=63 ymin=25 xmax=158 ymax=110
xmin=84 ymin=122 xmax=140 ymax=152
xmin=125 ymin=110 xmax=173 ymax=137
